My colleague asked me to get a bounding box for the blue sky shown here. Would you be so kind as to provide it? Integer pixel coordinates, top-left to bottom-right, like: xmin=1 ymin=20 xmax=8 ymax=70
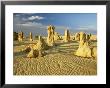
xmin=13 ymin=13 xmax=97 ymax=36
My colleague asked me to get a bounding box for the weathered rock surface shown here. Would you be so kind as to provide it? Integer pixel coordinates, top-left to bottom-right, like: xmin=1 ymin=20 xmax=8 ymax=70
xmin=27 ymin=49 xmax=38 ymax=58
xmin=13 ymin=32 xmax=18 ymax=40
xmin=90 ymin=35 xmax=97 ymax=40
xmin=18 ymin=32 xmax=23 ymax=41
xmin=75 ymin=41 xmax=92 ymax=57
xmin=29 ymin=32 xmax=33 ymax=41
xmin=54 ymin=32 xmax=60 ymax=41
xmin=75 ymin=32 xmax=92 ymax=57
xmin=27 ymin=36 xmax=48 ymax=58
xmin=75 ymin=33 xmax=80 ymax=41
xmin=92 ymin=47 xmax=97 ymax=58
xmin=64 ymin=29 xmax=70 ymax=42
xmin=47 ymin=25 xmax=55 ymax=46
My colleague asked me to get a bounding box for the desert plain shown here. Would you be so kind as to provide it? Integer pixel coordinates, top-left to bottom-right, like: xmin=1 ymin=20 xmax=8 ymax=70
xmin=13 ymin=25 xmax=97 ymax=75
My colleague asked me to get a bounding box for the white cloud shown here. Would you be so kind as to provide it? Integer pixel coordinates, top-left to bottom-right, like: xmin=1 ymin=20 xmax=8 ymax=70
xmin=21 ymin=15 xmax=45 ymax=21
xmin=28 ymin=16 xmax=44 ymax=20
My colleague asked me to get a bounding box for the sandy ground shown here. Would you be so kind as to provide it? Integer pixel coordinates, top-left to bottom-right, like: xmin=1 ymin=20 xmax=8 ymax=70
xmin=13 ymin=39 xmax=97 ymax=75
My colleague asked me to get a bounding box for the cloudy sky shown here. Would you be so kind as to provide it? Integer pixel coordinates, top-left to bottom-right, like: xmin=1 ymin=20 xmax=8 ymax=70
xmin=13 ymin=13 xmax=97 ymax=36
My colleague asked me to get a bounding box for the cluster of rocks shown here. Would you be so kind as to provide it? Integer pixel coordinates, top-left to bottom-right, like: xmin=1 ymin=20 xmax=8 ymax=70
xmin=47 ymin=25 xmax=71 ymax=45
xmin=14 ymin=25 xmax=97 ymax=58
xmin=26 ymin=36 xmax=48 ymax=58
xmin=74 ymin=32 xmax=91 ymax=41
xmin=13 ymin=31 xmax=33 ymax=41
xmin=25 ymin=25 xmax=57 ymax=58
xmin=54 ymin=32 xmax=60 ymax=41
xmin=75 ymin=32 xmax=97 ymax=58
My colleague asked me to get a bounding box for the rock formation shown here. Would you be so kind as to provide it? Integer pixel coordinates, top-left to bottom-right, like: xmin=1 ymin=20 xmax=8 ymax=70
xmin=90 ymin=35 xmax=97 ymax=40
xmin=75 ymin=32 xmax=92 ymax=57
xmin=34 ymin=36 xmax=48 ymax=50
xmin=13 ymin=32 xmax=18 ymax=40
xmin=75 ymin=41 xmax=92 ymax=57
xmin=64 ymin=29 xmax=70 ymax=42
xmin=75 ymin=33 xmax=80 ymax=41
xmin=86 ymin=34 xmax=90 ymax=41
xmin=37 ymin=36 xmax=47 ymax=50
xmin=29 ymin=32 xmax=33 ymax=41
xmin=18 ymin=32 xmax=23 ymax=41
xmin=22 ymin=45 xmax=31 ymax=53
xmin=92 ymin=47 xmax=97 ymax=58
xmin=54 ymin=32 xmax=60 ymax=41
xmin=72 ymin=35 xmax=75 ymax=40
xmin=79 ymin=32 xmax=86 ymax=42
xmin=47 ymin=25 xmax=55 ymax=46
xmin=27 ymin=49 xmax=38 ymax=58
xmin=27 ymin=36 xmax=48 ymax=58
